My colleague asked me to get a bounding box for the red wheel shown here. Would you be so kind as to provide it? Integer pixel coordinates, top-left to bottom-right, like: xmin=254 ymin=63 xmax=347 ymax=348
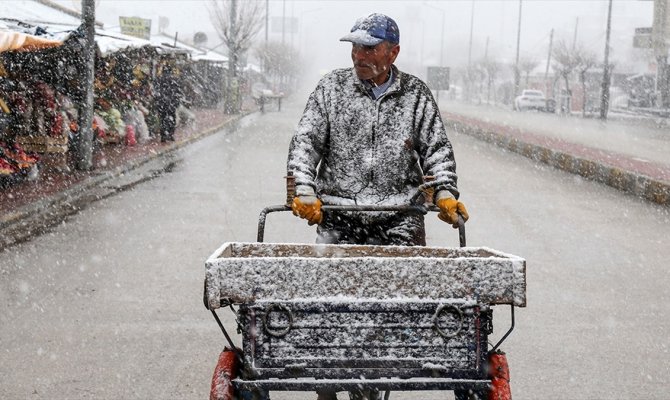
xmin=488 ymin=350 xmax=511 ymax=400
xmin=210 ymin=347 xmax=240 ymax=400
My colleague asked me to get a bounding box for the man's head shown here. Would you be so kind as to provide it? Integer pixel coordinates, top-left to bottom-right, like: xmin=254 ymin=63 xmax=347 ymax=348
xmin=340 ymin=13 xmax=400 ymax=85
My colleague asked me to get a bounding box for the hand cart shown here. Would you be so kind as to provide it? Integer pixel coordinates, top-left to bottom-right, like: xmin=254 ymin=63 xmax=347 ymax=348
xmin=204 ymin=182 xmax=526 ymax=400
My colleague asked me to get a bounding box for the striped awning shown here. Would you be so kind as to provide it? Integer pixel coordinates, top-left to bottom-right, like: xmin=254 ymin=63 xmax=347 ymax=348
xmin=0 ymin=30 xmax=62 ymax=53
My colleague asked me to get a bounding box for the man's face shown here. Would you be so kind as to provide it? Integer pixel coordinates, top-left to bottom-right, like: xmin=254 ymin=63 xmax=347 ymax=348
xmin=351 ymin=42 xmax=400 ymax=83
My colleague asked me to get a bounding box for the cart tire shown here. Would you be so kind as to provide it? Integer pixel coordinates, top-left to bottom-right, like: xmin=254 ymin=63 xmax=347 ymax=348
xmin=210 ymin=347 xmax=239 ymax=400
xmin=487 ymin=350 xmax=511 ymax=400
xmin=488 ymin=378 xmax=511 ymax=400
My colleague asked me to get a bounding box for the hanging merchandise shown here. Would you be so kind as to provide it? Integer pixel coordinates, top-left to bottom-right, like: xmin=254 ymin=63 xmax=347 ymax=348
xmin=124 ymin=124 xmax=136 ymax=146
xmin=0 ymin=88 xmax=40 ymax=183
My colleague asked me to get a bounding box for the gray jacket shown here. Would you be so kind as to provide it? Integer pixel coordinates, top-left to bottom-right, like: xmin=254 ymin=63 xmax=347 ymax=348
xmin=287 ymin=65 xmax=458 ymax=206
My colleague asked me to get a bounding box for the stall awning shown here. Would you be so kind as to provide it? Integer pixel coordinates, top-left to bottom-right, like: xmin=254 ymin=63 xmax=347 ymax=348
xmin=0 ymin=30 xmax=62 ymax=52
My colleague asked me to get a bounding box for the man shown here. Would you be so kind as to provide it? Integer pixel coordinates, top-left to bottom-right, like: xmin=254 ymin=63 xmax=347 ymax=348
xmin=288 ymin=13 xmax=468 ymax=250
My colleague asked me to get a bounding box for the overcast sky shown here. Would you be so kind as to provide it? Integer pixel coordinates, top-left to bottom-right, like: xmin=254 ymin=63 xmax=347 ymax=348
xmin=59 ymin=0 xmax=654 ymax=82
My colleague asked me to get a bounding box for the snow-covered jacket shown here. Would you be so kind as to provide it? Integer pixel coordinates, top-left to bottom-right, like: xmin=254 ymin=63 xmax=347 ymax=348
xmin=287 ymin=65 xmax=458 ymax=206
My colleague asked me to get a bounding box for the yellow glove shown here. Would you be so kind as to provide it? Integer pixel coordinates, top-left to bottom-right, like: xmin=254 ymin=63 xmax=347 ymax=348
xmin=291 ymin=195 xmax=323 ymax=226
xmin=436 ymin=197 xmax=469 ymax=228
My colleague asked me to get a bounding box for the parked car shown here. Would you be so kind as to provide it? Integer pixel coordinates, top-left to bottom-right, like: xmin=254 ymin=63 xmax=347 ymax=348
xmin=514 ymin=89 xmax=547 ymax=111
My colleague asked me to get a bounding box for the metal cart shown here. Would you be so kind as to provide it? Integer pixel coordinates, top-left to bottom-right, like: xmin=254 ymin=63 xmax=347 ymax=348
xmin=204 ymin=183 xmax=526 ymax=400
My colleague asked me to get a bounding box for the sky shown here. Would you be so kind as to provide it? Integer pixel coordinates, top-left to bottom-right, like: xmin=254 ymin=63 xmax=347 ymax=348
xmin=55 ymin=0 xmax=655 ymax=83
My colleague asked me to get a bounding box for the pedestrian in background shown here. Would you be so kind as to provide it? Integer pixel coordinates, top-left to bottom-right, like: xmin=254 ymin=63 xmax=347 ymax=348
xmin=154 ymin=63 xmax=182 ymax=142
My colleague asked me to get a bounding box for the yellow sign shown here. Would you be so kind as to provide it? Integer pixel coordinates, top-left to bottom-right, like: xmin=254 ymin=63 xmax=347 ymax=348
xmin=119 ymin=17 xmax=151 ymax=40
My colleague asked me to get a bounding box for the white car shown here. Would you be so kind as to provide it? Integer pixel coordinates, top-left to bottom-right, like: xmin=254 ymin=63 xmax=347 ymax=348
xmin=514 ymin=90 xmax=546 ymax=111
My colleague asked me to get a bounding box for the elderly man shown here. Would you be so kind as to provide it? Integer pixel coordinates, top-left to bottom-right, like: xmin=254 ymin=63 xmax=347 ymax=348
xmin=288 ymin=13 xmax=468 ymax=250
xmin=287 ymin=14 xmax=469 ymax=399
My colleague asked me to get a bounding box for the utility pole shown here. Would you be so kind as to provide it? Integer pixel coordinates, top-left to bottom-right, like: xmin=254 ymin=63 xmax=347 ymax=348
xmin=513 ymin=0 xmax=523 ymax=98
xmin=545 ymin=28 xmax=554 ymax=97
xmin=438 ymin=6 xmax=445 ymax=106
xmin=572 ymin=17 xmax=579 ymax=50
xmin=290 ymin=0 xmax=295 ymax=50
xmin=226 ymin=0 xmax=238 ymax=114
xmin=75 ymin=0 xmax=95 ymax=170
xmin=485 ymin=36 xmax=490 ymax=104
xmin=467 ymin=0 xmax=475 ymax=66
xmin=423 ymin=2 xmax=445 ymax=106
xmin=265 ymin=0 xmax=269 ymax=44
xmin=599 ymin=0 xmax=613 ymax=120
xmin=282 ymin=0 xmax=286 ymax=45
xmin=653 ymin=0 xmax=669 ymax=108
xmin=466 ymin=0 xmax=475 ymax=101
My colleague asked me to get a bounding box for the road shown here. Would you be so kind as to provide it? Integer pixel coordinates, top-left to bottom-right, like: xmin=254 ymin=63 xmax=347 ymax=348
xmin=1 ymin=98 xmax=669 ymax=399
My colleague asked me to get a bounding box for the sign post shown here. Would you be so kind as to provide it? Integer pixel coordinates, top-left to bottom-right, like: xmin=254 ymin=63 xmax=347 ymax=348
xmin=427 ymin=66 xmax=450 ymax=106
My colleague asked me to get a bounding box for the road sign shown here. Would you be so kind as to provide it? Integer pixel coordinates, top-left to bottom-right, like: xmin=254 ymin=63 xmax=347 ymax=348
xmin=272 ymin=17 xmax=298 ymax=34
xmin=119 ymin=16 xmax=151 ymax=40
xmin=427 ymin=66 xmax=450 ymax=91
xmin=634 ymin=27 xmax=652 ymax=48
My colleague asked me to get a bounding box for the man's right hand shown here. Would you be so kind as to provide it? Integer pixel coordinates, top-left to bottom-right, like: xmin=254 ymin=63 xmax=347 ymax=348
xmin=291 ymin=195 xmax=323 ymax=225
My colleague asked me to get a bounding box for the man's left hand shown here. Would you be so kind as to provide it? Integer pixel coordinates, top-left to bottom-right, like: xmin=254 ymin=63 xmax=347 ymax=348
xmin=436 ymin=197 xmax=469 ymax=228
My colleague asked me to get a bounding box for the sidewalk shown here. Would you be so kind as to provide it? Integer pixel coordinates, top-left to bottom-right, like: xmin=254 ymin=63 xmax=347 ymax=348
xmin=442 ymin=101 xmax=670 ymax=207
xmin=0 ymin=107 xmax=249 ymax=250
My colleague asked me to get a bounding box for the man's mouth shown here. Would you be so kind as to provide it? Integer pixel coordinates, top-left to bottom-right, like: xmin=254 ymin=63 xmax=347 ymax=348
xmin=355 ymin=63 xmax=373 ymax=69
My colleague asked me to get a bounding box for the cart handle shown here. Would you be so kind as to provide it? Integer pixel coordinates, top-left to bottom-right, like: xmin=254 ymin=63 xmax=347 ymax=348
xmin=257 ymin=203 xmax=466 ymax=247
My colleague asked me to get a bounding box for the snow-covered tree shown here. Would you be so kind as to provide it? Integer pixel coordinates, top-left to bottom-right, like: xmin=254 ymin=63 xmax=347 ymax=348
xmin=209 ymin=0 xmax=265 ymax=113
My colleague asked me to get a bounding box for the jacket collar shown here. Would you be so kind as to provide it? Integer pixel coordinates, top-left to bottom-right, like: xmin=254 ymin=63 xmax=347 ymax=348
xmin=352 ymin=64 xmax=403 ymax=98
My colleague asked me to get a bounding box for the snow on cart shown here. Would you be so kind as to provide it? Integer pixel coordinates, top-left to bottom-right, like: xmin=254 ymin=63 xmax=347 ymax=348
xmin=205 ymin=225 xmax=526 ymax=399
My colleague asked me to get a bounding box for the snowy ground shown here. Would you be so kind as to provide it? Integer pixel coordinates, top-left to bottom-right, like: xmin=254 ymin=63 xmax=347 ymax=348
xmin=1 ymin=98 xmax=669 ymax=399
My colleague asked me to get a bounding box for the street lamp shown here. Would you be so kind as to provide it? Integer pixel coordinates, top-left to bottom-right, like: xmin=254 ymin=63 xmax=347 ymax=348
xmin=298 ymin=8 xmax=324 ymax=56
xmin=423 ymin=2 xmax=445 ymax=105
xmin=513 ymin=0 xmax=523 ymax=98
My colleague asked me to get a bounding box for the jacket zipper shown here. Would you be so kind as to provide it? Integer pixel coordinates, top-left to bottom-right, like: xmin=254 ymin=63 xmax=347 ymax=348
xmin=368 ymin=84 xmax=397 ymax=183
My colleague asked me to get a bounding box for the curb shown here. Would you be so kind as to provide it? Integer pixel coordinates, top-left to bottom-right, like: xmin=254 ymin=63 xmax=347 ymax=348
xmin=0 ymin=110 xmax=254 ymax=250
xmin=446 ymin=118 xmax=670 ymax=208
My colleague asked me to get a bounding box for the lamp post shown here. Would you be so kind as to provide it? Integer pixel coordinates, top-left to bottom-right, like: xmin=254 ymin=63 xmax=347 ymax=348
xmin=298 ymin=8 xmax=323 ymax=56
xmin=599 ymin=0 xmax=613 ymax=120
xmin=265 ymin=0 xmax=269 ymax=44
xmin=423 ymin=2 xmax=445 ymax=105
xmin=513 ymin=0 xmax=523 ymax=99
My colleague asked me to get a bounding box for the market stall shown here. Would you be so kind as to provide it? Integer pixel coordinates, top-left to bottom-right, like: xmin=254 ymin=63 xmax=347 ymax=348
xmin=0 ymin=21 xmax=68 ymax=182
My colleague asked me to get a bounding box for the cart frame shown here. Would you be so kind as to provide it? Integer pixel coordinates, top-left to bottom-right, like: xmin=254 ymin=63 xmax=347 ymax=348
xmin=205 ymin=182 xmax=524 ymax=399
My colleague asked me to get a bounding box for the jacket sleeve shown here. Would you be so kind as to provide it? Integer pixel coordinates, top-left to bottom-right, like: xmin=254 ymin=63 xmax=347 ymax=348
xmin=287 ymin=84 xmax=329 ymax=190
xmin=416 ymin=86 xmax=459 ymax=199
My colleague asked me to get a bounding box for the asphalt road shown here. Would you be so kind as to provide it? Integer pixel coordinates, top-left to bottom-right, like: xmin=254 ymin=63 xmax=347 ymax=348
xmin=1 ymin=98 xmax=669 ymax=399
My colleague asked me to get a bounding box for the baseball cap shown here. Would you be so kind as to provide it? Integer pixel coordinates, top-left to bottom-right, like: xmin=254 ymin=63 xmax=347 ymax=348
xmin=339 ymin=13 xmax=400 ymax=46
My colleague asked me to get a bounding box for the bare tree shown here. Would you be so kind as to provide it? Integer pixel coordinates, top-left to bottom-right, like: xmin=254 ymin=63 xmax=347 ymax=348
xmin=519 ymin=58 xmax=539 ymax=87
xmin=255 ymin=41 xmax=301 ymax=92
xmin=575 ymin=47 xmax=598 ymax=117
xmin=468 ymin=62 xmax=486 ymax=103
xmin=552 ymin=39 xmax=580 ymax=113
xmin=482 ymin=59 xmax=501 ymax=104
xmin=209 ymin=0 xmax=265 ymax=113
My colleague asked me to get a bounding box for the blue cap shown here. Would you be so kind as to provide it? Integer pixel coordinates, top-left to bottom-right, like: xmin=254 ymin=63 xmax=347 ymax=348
xmin=340 ymin=13 xmax=400 ymax=46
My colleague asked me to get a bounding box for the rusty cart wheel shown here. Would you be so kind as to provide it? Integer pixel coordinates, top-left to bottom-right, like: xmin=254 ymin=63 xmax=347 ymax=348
xmin=210 ymin=347 xmax=240 ymax=400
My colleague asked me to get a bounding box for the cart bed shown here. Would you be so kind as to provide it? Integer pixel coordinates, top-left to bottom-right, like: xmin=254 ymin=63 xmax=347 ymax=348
xmin=205 ymin=242 xmax=526 ymax=309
